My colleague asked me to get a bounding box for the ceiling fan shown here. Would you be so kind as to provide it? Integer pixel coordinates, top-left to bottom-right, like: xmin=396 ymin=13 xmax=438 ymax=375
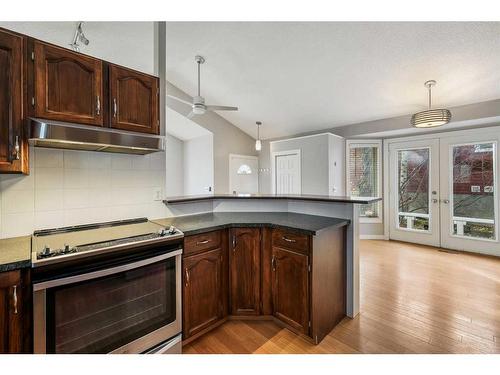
xmin=167 ymin=55 xmax=238 ymax=118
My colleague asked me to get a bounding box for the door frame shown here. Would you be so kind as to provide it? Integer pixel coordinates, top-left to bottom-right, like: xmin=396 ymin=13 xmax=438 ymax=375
xmin=228 ymin=154 xmax=259 ymax=194
xmin=271 ymin=149 xmax=302 ymax=194
xmin=383 ymin=125 xmax=500 ymax=254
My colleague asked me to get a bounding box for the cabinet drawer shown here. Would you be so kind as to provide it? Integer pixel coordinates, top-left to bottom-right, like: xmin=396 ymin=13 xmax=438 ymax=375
xmin=272 ymin=229 xmax=310 ymax=254
xmin=184 ymin=231 xmax=222 ymax=256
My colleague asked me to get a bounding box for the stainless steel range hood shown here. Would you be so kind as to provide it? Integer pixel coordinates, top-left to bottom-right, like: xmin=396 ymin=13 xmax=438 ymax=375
xmin=29 ymin=118 xmax=165 ymax=155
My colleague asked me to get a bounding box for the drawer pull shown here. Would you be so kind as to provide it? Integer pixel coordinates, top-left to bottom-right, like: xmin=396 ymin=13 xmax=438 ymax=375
xmin=282 ymin=236 xmax=296 ymax=243
xmin=13 ymin=285 xmax=18 ymax=314
xmin=271 ymin=255 xmax=276 ymax=271
xmin=196 ymin=239 xmax=211 ymax=245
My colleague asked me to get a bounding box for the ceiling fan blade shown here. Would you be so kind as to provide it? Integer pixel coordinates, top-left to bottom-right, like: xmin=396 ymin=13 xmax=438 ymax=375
xmin=167 ymin=94 xmax=193 ymax=106
xmin=206 ymin=105 xmax=238 ymax=111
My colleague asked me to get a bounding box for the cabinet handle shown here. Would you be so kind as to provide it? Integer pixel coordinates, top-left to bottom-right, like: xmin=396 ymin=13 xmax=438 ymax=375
xmin=13 ymin=136 xmax=20 ymax=160
xmin=271 ymin=255 xmax=276 ymax=271
xmin=96 ymin=95 xmax=101 ymax=115
xmin=196 ymin=239 xmax=211 ymax=245
xmin=282 ymin=236 xmax=296 ymax=243
xmin=185 ymin=268 xmax=190 ymax=286
xmin=12 ymin=285 xmax=18 ymax=314
xmin=113 ymin=98 xmax=117 ymax=118
xmin=232 ymin=235 xmax=236 ymax=251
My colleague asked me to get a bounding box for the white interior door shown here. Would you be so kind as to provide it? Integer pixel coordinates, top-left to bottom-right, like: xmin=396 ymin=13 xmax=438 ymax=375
xmin=229 ymin=154 xmax=259 ymax=194
xmin=439 ymin=134 xmax=499 ymax=255
xmin=273 ymin=151 xmax=301 ymax=194
xmin=389 ymin=139 xmax=440 ymax=247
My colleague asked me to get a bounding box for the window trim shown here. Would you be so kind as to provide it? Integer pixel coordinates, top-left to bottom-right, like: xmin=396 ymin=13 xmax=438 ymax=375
xmin=346 ymin=139 xmax=383 ymax=224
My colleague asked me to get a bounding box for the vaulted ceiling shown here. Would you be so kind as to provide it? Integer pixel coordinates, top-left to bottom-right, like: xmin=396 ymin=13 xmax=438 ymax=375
xmin=166 ymin=22 xmax=500 ymax=139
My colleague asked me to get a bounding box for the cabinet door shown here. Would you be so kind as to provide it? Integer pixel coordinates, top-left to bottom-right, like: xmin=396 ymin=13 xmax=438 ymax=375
xmin=0 ymin=29 xmax=27 ymax=174
xmin=33 ymin=41 xmax=103 ymax=126
xmin=183 ymin=248 xmax=223 ymax=339
xmin=272 ymin=247 xmax=310 ymax=334
xmin=229 ymin=228 xmax=261 ymax=315
xmin=0 ymin=270 xmax=22 ymax=353
xmin=109 ymin=65 xmax=159 ymax=134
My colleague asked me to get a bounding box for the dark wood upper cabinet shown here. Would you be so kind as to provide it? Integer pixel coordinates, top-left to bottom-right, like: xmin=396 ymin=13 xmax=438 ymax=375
xmin=183 ymin=248 xmax=223 ymax=339
xmin=0 ymin=270 xmax=23 ymax=353
xmin=109 ymin=64 xmax=159 ymax=134
xmin=33 ymin=40 xmax=104 ymax=126
xmin=229 ymin=228 xmax=261 ymax=316
xmin=272 ymin=247 xmax=310 ymax=334
xmin=0 ymin=29 xmax=28 ymax=174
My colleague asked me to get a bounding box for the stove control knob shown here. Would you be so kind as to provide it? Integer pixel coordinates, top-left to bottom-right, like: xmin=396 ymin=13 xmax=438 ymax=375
xmin=42 ymin=245 xmax=51 ymax=256
xmin=168 ymin=226 xmax=177 ymax=235
xmin=158 ymin=228 xmax=167 ymax=236
xmin=64 ymin=244 xmax=71 ymax=253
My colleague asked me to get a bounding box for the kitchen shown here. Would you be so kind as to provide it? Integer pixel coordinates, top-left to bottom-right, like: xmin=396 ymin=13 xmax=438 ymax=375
xmin=1 ymin=7 xmax=500 ymax=371
xmin=0 ymin=21 xmax=377 ymax=354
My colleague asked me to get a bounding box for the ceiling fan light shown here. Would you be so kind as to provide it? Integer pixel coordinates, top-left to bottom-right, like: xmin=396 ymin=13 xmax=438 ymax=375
xmin=192 ymin=105 xmax=205 ymax=115
xmin=411 ymin=108 xmax=452 ymax=128
xmin=255 ymin=139 xmax=262 ymax=151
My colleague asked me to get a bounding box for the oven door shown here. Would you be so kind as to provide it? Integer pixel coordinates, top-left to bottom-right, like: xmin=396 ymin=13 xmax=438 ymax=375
xmin=33 ymin=250 xmax=182 ymax=354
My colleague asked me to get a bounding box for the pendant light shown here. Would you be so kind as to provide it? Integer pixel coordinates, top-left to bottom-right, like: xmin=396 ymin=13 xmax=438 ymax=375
xmin=411 ymin=80 xmax=451 ymax=128
xmin=255 ymin=121 xmax=262 ymax=151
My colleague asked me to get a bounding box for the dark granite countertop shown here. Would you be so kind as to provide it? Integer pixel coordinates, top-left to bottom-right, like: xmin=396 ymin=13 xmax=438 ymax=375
xmin=0 ymin=236 xmax=32 ymax=272
xmin=151 ymin=212 xmax=350 ymax=236
xmin=163 ymin=193 xmax=381 ymax=205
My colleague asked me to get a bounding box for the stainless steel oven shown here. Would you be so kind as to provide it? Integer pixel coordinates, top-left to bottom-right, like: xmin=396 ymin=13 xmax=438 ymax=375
xmin=33 ymin=242 xmax=182 ymax=354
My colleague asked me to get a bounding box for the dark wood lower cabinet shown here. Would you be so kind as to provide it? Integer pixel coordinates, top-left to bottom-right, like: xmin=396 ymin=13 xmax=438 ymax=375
xmin=183 ymin=248 xmax=224 ymax=340
xmin=0 ymin=270 xmax=26 ymax=353
xmin=229 ymin=228 xmax=261 ymax=316
xmin=271 ymin=247 xmax=310 ymax=334
xmin=182 ymin=225 xmax=346 ymax=345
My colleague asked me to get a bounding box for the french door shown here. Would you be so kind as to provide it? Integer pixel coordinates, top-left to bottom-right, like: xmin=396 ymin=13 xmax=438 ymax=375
xmin=389 ymin=139 xmax=441 ymax=247
xmin=389 ymin=133 xmax=499 ymax=255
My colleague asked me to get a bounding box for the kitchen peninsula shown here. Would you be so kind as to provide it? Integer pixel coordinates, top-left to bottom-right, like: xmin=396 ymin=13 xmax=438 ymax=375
xmin=161 ymin=194 xmax=381 ymax=344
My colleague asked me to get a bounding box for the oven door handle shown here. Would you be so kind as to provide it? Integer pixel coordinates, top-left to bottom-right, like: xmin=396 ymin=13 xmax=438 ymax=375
xmin=33 ymin=249 xmax=183 ymax=291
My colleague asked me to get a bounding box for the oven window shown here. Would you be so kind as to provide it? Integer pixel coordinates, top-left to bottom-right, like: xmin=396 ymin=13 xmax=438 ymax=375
xmin=46 ymin=258 xmax=176 ymax=353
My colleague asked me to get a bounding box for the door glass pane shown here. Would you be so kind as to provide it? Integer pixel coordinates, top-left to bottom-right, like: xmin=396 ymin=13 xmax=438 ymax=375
xmin=348 ymin=146 xmax=379 ymax=217
xmin=49 ymin=258 xmax=176 ymax=353
xmin=451 ymin=143 xmax=496 ymax=240
xmin=397 ymin=148 xmax=430 ymax=231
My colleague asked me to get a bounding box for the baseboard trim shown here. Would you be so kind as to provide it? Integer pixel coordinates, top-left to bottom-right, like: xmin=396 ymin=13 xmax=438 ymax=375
xmin=360 ymin=235 xmax=386 ymax=240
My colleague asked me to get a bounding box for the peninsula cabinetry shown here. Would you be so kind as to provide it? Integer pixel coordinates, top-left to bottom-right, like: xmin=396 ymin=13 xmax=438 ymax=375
xmin=181 ymin=223 xmax=347 ymax=345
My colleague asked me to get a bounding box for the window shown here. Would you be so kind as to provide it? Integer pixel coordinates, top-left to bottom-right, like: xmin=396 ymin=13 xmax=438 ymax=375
xmin=237 ymin=164 xmax=253 ymax=175
xmin=346 ymin=140 xmax=382 ymax=221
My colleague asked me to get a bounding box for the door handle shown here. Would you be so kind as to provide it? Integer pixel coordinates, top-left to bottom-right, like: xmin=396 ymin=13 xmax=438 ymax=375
xmin=13 ymin=136 xmax=20 ymax=160
xmin=442 ymin=199 xmax=450 ymax=204
xmin=271 ymin=256 xmax=276 ymax=271
xmin=96 ymin=95 xmax=101 ymax=115
xmin=184 ymin=268 xmax=189 ymax=286
xmin=113 ymin=98 xmax=117 ymax=118
xmin=432 ymin=198 xmax=438 ymax=203
xmin=12 ymin=285 xmax=18 ymax=314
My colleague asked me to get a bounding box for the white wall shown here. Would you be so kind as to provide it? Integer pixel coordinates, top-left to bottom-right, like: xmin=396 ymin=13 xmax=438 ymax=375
xmin=184 ymin=135 xmax=214 ymax=195
xmin=165 ymin=135 xmax=184 ymax=197
xmin=167 ymin=83 xmax=257 ymax=193
xmin=269 ymin=133 xmax=345 ymax=196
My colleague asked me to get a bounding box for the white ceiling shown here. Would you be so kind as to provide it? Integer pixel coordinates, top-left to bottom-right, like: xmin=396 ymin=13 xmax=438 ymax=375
xmin=167 ymin=107 xmax=212 ymax=141
xmin=166 ymin=22 xmax=500 ymax=139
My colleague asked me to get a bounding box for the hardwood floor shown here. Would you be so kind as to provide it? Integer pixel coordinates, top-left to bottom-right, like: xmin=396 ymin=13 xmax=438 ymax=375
xmin=183 ymin=240 xmax=500 ymax=354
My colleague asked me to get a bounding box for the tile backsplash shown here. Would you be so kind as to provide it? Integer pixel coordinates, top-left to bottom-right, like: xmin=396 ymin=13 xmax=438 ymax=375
xmin=0 ymin=147 xmax=168 ymax=238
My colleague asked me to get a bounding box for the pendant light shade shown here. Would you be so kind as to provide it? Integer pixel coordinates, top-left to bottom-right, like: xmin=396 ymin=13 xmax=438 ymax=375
xmin=255 ymin=121 xmax=262 ymax=151
xmin=411 ymin=80 xmax=451 ymax=128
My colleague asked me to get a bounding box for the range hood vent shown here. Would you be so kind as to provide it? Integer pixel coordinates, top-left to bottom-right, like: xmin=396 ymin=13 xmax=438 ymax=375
xmin=29 ymin=119 xmax=165 ymax=155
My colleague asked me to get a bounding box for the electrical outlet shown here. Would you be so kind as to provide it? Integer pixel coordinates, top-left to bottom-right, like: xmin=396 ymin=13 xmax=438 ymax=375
xmin=153 ymin=187 xmax=163 ymax=201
